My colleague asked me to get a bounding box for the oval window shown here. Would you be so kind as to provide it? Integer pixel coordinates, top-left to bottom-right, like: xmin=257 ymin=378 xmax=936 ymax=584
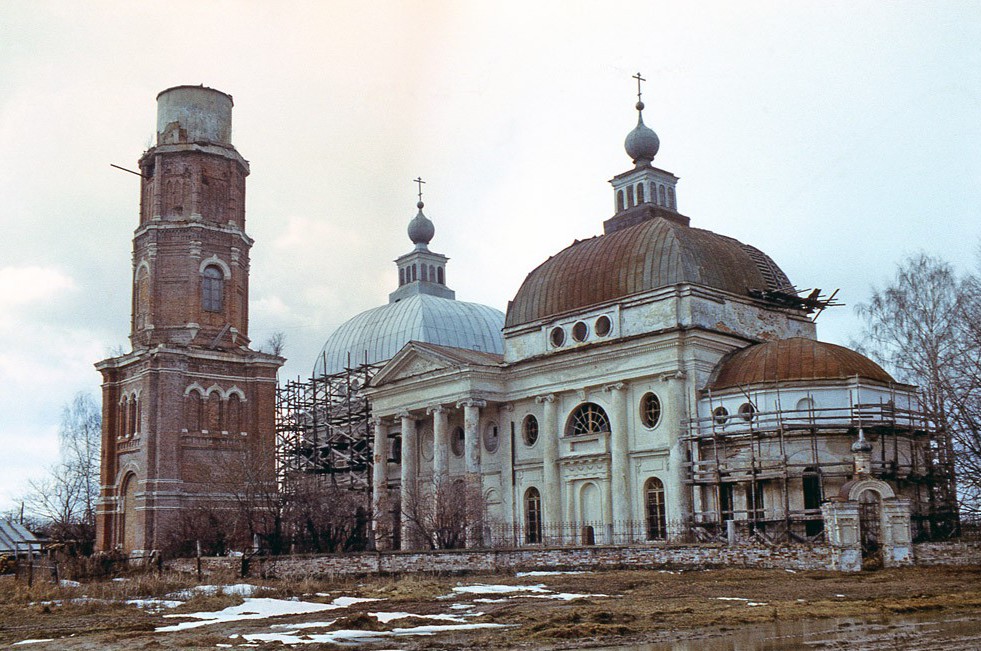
xmin=451 ymin=426 xmax=465 ymax=457
xmin=550 ymin=327 xmax=566 ymax=347
xmin=594 ymin=315 xmax=612 ymax=337
xmin=483 ymin=423 xmax=499 ymax=453
xmin=738 ymin=402 xmax=756 ymax=421
xmin=571 ymin=321 xmax=588 ymax=342
xmin=713 ymin=406 xmax=730 ymax=426
xmin=523 ymin=414 xmax=539 ymax=446
xmin=640 ymin=392 xmax=662 ymax=428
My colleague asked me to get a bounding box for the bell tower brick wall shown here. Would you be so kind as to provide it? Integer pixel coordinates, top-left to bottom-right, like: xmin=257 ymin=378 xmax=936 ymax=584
xmin=95 ymin=86 xmax=284 ymax=554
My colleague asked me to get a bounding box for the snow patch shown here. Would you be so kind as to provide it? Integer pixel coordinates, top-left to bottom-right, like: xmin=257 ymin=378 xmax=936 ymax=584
xmin=156 ymin=597 xmax=335 ymax=632
xmin=515 ymin=570 xmax=587 ymax=577
xmin=13 ymin=641 xmax=55 ymax=646
xmin=452 ymin=583 xmax=549 ymax=595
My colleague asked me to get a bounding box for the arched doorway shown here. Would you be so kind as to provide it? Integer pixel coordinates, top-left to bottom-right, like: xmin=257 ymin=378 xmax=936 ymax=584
xmin=120 ymin=473 xmax=138 ymax=553
xmin=858 ymin=489 xmax=882 ymax=566
xmin=579 ymin=482 xmax=602 ymax=545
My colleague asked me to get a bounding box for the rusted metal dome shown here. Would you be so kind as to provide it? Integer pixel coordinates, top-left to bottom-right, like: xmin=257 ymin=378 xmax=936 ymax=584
xmin=707 ymin=337 xmax=895 ymax=391
xmin=505 ymin=216 xmax=791 ymax=327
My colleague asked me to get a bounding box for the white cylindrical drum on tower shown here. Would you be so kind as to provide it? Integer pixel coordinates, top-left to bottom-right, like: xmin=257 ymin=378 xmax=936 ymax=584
xmin=156 ymin=85 xmax=233 ymax=145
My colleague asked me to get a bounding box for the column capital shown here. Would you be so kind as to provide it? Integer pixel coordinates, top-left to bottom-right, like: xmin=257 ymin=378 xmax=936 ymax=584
xmin=658 ymin=370 xmax=686 ymax=382
xmin=456 ymin=398 xmax=487 ymax=409
xmin=370 ymin=416 xmax=393 ymax=427
xmin=497 ymin=402 xmax=514 ymax=413
xmin=535 ymin=393 xmax=556 ymax=404
xmin=396 ymin=409 xmax=414 ymax=420
xmin=603 ymin=382 xmax=626 ymax=393
xmin=426 ymin=404 xmax=448 ymax=415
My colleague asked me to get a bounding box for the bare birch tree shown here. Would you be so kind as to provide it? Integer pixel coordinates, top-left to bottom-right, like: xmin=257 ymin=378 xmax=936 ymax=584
xmin=24 ymin=392 xmax=101 ymax=547
xmin=855 ymin=252 xmax=981 ymax=518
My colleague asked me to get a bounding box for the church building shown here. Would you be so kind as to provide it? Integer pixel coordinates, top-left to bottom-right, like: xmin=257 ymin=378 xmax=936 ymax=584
xmin=358 ymin=82 xmax=953 ymax=560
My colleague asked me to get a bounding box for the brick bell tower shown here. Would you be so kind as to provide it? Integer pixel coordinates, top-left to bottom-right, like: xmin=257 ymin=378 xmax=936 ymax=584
xmin=95 ymin=86 xmax=283 ymax=554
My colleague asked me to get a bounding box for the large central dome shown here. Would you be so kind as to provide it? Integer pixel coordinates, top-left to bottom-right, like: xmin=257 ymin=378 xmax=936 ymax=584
xmin=506 ymin=215 xmax=792 ymax=327
xmin=315 ymin=293 xmax=504 ymax=375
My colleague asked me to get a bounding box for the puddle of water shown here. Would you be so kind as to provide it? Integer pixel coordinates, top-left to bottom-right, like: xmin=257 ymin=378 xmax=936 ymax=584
xmin=589 ymin=613 xmax=981 ymax=650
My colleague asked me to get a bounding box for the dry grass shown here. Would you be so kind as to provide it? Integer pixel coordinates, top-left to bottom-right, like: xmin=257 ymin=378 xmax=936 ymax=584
xmin=1 ymin=566 xmax=981 ymax=649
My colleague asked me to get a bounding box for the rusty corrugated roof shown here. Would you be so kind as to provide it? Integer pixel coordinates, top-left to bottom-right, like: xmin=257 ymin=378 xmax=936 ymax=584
xmin=505 ymin=216 xmax=792 ymax=327
xmin=707 ymin=337 xmax=895 ymax=391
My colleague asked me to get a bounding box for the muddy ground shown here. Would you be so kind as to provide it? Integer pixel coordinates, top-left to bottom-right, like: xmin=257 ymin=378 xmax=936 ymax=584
xmin=2 ymin=565 xmax=981 ymax=649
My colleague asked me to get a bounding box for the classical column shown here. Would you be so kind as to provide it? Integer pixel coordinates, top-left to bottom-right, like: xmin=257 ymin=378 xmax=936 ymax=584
xmin=371 ymin=417 xmax=390 ymax=550
xmin=458 ymin=399 xmax=485 ymax=477
xmin=498 ymin=403 xmax=515 ymax=527
xmin=458 ymin=398 xmax=486 ymax=547
xmin=399 ymin=410 xmax=417 ymax=550
xmin=537 ymin=394 xmax=560 ymax=544
xmin=605 ymin=383 xmax=630 ymax=543
xmin=428 ymin=405 xmax=449 ymax=521
xmin=664 ymin=372 xmax=692 ymax=539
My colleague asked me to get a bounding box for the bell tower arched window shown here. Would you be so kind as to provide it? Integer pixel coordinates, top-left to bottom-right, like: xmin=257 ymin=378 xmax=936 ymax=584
xmin=202 ymin=265 xmax=224 ymax=312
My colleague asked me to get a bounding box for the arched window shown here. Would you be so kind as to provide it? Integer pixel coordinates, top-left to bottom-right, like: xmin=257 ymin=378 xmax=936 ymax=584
xmin=617 ymin=190 xmax=625 ymax=212
xmin=399 ymin=268 xmax=405 ymax=286
xmin=135 ymin=267 xmax=149 ymax=328
xmin=202 ymin=265 xmax=224 ymax=312
xmin=421 ymin=265 xmax=428 ymax=282
xmin=483 ymin=422 xmax=499 ymax=453
xmin=411 ymin=265 xmax=417 ymax=281
xmin=429 ymin=265 xmax=436 ymax=281
xmin=658 ymin=185 xmax=666 ymax=206
xmin=129 ymin=395 xmax=138 ymax=436
xmin=207 ymin=391 xmax=222 ymax=432
xmin=118 ymin=397 xmax=129 ymax=438
xmin=802 ymin=467 xmax=824 ymax=537
xmin=627 ymin=185 xmax=635 ymax=208
xmin=186 ymin=391 xmax=202 ymax=432
xmin=667 ymin=187 xmax=676 ymax=209
xmin=226 ymin=394 xmax=242 ymax=434
xmin=566 ymin=402 xmax=611 ymax=436
xmin=796 ymin=397 xmax=815 ymax=419
xmin=525 ymin=487 xmax=542 ymax=544
xmin=645 ymin=477 xmax=667 ymax=540
xmin=437 ymin=267 xmax=444 ymax=284
xmin=636 ymin=183 xmax=645 ymax=203
xmin=391 ymin=435 xmax=402 ymax=463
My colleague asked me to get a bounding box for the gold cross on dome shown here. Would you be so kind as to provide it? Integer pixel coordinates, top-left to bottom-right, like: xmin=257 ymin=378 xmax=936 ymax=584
xmin=632 ymin=72 xmax=646 ymax=103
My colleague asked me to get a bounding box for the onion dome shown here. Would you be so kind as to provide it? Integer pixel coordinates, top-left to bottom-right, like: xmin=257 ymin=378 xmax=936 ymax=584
xmin=314 ymin=294 xmax=504 ymax=375
xmin=707 ymin=338 xmax=895 ymax=391
xmin=624 ymin=101 xmax=660 ymax=166
xmin=506 ymin=217 xmax=790 ymax=327
xmin=851 ymin=430 xmax=873 ymax=453
xmin=407 ymin=201 xmax=435 ymax=248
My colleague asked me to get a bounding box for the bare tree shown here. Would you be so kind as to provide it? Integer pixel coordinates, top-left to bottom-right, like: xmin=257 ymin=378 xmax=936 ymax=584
xmin=23 ymin=392 xmax=102 ymax=548
xmin=855 ymin=252 xmax=981 ymax=518
xmin=400 ymin=477 xmax=488 ymax=549
xmin=262 ymin=331 xmax=286 ymax=357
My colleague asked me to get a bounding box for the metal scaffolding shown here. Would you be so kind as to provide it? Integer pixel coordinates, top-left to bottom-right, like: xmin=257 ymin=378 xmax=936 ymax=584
xmin=682 ymin=388 xmax=959 ymax=543
xmin=275 ymin=355 xmax=385 ymax=494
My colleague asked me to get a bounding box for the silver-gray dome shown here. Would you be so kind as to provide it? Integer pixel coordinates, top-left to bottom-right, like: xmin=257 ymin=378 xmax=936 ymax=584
xmin=314 ymin=293 xmax=504 ymax=375
xmin=625 ymin=102 xmax=660 ymax=165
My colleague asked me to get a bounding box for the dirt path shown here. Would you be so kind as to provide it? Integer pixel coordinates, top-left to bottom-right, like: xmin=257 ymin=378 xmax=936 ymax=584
xmin=2 ymin=566 xmax=980 ymax=649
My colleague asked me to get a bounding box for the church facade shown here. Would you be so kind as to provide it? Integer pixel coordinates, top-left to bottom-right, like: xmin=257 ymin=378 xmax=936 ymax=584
xmin=362 ymin=91 xmax=952 ymax=558
xmin=95 ymin=86 xmax=282 ymax=554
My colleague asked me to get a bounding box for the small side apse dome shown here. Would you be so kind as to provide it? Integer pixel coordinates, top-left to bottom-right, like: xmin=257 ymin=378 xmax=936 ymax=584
xmin=707 ymin=337 xmax=897 ymax=391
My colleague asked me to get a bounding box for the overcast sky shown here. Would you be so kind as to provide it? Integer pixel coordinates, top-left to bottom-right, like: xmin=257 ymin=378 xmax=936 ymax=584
xmin=1 ymin=2 xmax=979 ymax=513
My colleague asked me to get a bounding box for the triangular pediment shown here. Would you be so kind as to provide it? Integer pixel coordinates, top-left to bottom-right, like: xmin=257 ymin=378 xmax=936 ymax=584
xmin=370 ymin=342 xmax=463 ymax=386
